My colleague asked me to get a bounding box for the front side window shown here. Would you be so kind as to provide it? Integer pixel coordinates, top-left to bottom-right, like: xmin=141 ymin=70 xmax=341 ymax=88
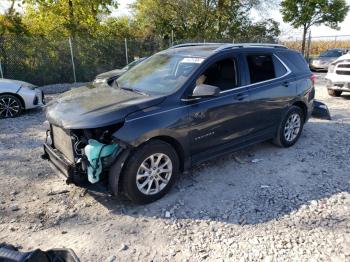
xmin=196 ymin=58 xmax=239 ymax=91
xmin=116 ymin=54 xmax=203 ymax=95
xmin=247 ymin=54 xmax=275 ymax=84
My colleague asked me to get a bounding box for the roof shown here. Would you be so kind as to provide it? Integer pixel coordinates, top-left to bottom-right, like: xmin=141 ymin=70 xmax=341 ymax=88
xmin=161 ymin=43 xmax=288 ymax=58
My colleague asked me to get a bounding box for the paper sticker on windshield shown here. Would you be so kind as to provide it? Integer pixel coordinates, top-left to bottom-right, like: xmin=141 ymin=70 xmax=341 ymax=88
xmin=181 ymin=57 xmax=204 ymax=64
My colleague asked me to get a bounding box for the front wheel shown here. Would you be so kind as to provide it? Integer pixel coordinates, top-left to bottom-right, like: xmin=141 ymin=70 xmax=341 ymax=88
xmin=273 ymin=106 xmax=304 ymax=148
xmin=0 ymin=94 xmax=23 ymax=118
xmin=327 ymin=89 xmax=342 ymax=97
xmin=119 ymin=140 xmax=179 ymax=204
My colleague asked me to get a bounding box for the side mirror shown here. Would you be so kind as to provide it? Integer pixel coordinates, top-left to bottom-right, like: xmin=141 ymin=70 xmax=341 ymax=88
xmin=191 ymin=84 xmax=220 ymax=98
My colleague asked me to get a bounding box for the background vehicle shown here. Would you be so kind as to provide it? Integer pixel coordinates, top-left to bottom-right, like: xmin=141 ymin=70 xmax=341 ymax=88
xmin=43 ymin=43 xmax=314 ymax=204
xmin=0 ymin=78 xmax=44 ymax=118
xmin=309 ymin=48 xmax=349 ymax=71
xmin=325 ymin=53 xmax=350 ymax=97
xmin=93 ymin=57 xmax=147 ymax=86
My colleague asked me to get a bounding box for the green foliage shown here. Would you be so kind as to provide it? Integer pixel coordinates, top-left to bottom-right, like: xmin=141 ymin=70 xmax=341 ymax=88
xmin=0 ymin=0 xmax=28 ymax=36
xmin=281 ymin=0 xmax=349 ymax=29
xmin=281 ymin=0 xmax=349 ymax=54
xmin=131 ymin=0 xmax=280 ymax=42
xmin=22 ymin=0 xmax=118 ymax=38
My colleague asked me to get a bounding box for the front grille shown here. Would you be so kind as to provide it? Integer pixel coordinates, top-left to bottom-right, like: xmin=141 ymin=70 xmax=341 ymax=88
xmin=336 ymin=70 xmax=350 ymax=75
xmin=52 ymin=126 xmax=75 ymax=162
xmin=338 ymin=64 xmax=350 ymax=68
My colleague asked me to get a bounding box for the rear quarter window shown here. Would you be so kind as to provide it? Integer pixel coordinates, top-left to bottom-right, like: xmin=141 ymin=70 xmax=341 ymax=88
xmin=273 ymin=56 xmax=288 ymax=77
xmin=276 ymin=51 xmax=310 ymax=75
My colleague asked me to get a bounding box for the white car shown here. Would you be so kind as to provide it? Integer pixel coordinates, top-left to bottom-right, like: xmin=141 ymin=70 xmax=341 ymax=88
xmin=0 ymin=78 xmax=45 ymax=118
xmin=325 ymin=53 xmax=350 ymax=97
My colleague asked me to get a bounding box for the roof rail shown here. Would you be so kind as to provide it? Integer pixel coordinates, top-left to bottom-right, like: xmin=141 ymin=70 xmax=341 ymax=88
xmin=169 ymin=42 xmax=288 ymax=51
xmin=170 ymin=43 xmax=224 ymax=49
xmin=215 ymin=43 xmax=288 ymax=52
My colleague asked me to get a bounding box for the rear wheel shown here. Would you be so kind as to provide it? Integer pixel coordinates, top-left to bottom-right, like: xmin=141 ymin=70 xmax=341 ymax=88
xmin=119 ymin=140 xmax=179 ymax=204
xmin=0 ymin=94 xmax=22 ymax=118
xmin=273 ymin=106 xmax=304 ymax=148
xmin=327 ymin=89 xmax=342 ymax=97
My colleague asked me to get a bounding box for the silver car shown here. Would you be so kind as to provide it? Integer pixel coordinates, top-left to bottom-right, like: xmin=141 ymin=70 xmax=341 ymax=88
xmin=0 ymin=78 xmax=45 ymax=118
xmin=310 ymin=48 xmax=349 ymax=71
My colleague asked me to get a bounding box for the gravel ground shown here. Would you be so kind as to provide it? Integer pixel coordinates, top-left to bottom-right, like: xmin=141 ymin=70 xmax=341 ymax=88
xmin=0 ymin=73 xmax=349 ymax=261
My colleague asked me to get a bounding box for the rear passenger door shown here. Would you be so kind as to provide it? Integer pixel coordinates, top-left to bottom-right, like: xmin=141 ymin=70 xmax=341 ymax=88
xmin=243 ymin=52 xmax=296 ymax=136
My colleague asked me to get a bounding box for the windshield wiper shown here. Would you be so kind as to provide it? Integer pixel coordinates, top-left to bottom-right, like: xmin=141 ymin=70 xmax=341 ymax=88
xmin=120 ymin=87 xmax=149 ymax=96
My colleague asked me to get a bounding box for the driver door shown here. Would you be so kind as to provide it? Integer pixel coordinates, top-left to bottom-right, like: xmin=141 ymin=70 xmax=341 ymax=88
xmin=187 ymin=55 xmax=253 ymax=162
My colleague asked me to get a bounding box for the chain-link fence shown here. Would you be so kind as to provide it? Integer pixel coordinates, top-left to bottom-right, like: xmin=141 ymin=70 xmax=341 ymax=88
xmin=1 ymin=34 xmax=349 ymax=86
xmin=0 ymin=36 xmax=170 ymax=86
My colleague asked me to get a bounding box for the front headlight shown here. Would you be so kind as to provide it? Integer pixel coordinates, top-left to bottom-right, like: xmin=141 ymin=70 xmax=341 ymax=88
xmin=93 ymin=78 xmax=106 ymax=84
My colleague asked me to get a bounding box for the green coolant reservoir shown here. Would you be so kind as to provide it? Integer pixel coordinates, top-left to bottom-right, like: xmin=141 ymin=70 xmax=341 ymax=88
xmin=84 ymin=139 xmax=118 ymax=184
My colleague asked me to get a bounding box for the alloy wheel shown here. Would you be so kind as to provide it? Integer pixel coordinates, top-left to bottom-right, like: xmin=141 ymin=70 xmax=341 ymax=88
xmin=136 ymin=153 xmax=173 ymax=195
xmin=0 ymin=96 xmax=21 ymax=118
xmin=284 ymin=113 xmax=301 ymax=142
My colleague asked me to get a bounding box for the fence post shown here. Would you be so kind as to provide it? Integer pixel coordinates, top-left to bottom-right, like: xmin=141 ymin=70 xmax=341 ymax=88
xmin=171 ymin=30 xmax=174 ymax=46
xmin=306 ymin=31 xmax=312 ymax=62
xmin=124 ymin=38 xmax=129 ymax=65
xmin=68 ymin=37 xmax=77 ymax=83
xmin=0 ymin=59 xmax=3 ymax=78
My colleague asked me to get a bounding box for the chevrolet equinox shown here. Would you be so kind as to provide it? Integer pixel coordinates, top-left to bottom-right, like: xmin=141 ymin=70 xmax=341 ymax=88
xmin=42 ymin=43 xmax=315 ymax=204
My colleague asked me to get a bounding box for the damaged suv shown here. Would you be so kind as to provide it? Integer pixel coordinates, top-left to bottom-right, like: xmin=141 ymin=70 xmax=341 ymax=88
xmin=42 ymin=43 xmax=314 ymax=204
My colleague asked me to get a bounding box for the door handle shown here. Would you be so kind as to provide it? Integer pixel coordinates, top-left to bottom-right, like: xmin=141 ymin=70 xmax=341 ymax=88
xmin=235 ymin=93 xmax=249 ymax=101
xmin=283 ymin=81 xmax=289 ymax=87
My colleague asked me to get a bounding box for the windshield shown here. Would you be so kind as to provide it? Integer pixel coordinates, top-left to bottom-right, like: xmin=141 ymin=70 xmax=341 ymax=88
xmin=320 ymin=50 xmax=343 ymax=57
xmin=116 ymin=53 xmax=204 ymax=95
xmin=122 ymin=58 xmax=144 ymax=70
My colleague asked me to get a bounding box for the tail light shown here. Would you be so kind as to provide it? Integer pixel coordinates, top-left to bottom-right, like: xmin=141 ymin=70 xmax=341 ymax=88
xmin=310 ymin=74 xmax=316 ymax=85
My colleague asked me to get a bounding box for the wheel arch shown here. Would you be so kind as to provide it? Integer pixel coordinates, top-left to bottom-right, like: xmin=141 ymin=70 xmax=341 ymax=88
xmin=149 ymin=135 xmax=186 ymax=172
xmin=292 ymin=101 xmax=307 ymax=121
xmin=0 ymin=92 xmax=26 ymax=109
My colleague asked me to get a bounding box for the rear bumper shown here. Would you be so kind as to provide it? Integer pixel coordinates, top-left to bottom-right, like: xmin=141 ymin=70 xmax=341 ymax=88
xmin=42 ymin=143 xmax=75 ymax=179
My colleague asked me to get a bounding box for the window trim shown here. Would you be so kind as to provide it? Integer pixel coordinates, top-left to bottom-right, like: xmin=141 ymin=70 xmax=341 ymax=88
xmin=220 ymin=54 xmax=291 ymax=94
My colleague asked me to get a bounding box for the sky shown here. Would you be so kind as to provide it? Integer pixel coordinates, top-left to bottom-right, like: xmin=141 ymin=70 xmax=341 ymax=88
xmin=1 ymin=0 xmax=350 ymax=39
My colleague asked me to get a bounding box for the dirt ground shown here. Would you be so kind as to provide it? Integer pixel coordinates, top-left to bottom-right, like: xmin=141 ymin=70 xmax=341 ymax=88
xmin=0 ymin=73 xmax=349 ymax=261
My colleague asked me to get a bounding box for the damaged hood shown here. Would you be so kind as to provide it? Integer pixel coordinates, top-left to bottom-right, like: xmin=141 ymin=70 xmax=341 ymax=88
xmin=45 ymin=84 xmax=165 ymax=129
xmin=95 ymin=69 xmax=126 ymax=80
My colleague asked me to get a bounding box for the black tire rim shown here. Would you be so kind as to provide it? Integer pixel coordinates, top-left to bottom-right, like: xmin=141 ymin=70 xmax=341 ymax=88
xmin=0 ymin=96 xmax=21 ymax=118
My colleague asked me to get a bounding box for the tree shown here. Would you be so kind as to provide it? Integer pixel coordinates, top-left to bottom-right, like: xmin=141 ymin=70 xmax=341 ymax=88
xmin=131 ymin=0 xmax=281 ymax=42
xmin=0 ymin=0 xmax=27 ymax=36
xmin=281 ymin=0 xmax=349 ymax=55
xmin=22 ymin=0 xmax=118 ymax=38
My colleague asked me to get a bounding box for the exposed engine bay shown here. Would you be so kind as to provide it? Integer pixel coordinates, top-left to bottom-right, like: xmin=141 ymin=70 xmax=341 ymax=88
xmin=43 ymin=123 xmax=124 ymax=185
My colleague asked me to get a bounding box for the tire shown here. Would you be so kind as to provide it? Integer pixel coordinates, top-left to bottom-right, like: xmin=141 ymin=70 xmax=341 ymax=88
xmin=0 ymin=94 xmax=23 ymax=118
xmin=119 ymin=140 xmax=179 ymax=204
xmin=273 ymin=106 xmax=304 ymax=148
xmin=327 ymin=89 xmax=342 ymax=97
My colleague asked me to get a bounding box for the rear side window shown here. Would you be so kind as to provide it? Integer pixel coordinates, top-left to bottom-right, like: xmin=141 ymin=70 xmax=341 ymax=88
xmin=247 ymin=54 xmax=275 ymax=83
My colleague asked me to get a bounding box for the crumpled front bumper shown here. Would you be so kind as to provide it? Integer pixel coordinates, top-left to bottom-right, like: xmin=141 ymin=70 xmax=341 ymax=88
xmin=42 ymin=143 xmax=76 ymax=182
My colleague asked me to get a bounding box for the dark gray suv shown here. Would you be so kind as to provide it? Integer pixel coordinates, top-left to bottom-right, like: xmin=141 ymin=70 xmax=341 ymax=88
xmin=42 ymin=43 xmax=315 ymax=204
